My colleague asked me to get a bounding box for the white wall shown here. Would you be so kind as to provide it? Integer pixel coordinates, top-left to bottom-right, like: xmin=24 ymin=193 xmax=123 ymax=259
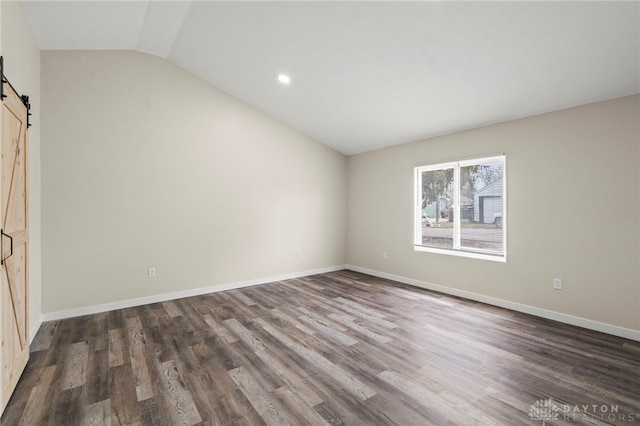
xmin=347 ymin=95 xmax=640 ymax=335
xmin=41 ymin=50 xmax=346 ymax=315
xmin=1 ymin=1 xmax=42 ymax=339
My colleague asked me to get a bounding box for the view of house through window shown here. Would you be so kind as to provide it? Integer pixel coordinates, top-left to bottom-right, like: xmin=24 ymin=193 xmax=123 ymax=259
xmin=414 ymin=155 xmax=506 ymax=260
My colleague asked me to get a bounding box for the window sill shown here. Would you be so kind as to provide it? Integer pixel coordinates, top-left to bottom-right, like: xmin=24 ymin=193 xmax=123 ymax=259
xmin=414 ymin=245 xmax=506 ymax=263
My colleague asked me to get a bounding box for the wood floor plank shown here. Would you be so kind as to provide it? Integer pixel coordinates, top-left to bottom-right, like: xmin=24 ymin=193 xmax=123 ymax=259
xmin=182 ymin=368 xmax=229 ymax=425
xmin=272 ymin=386 xmax=331 ymax=426
xmin=2 ymin=270 xmax=639 ymax=425
xmin=362 ymin=393 xmax=441 ymax=426
xmin=327 ymin=312 xmax=392 ymax=344
xmin=255 ymin=318 xmax=377 ymax=402
xmin=296 ymin=305 xmax=350 ymax=332
xmin=378 ymin=369 xmax=432 ymax=399
xmin=60 ymin=341 xmax=89 ymax=391
xmin=203 ymin=314 xmax=239 ymax=344
xmin=108 ymin=328 xmax=126 ymax=368
xmin=254 ymin=347 xmax=324 ymax=407
xmin=157 ymin=360 xmax=203 ymax=426
xmin=125 ymin=317 xmax=154 ymax=402
xmin=223 ymin=318 xmax=267 ymax=351
xmin=16 ymin=365 xmax=57 ymax=426
xmin=334 ymin=301 xmax=398 ymax=330
xmin=109 ymin=364 xmax=141 ymax=426
xmin=228 ymin=366 xmax=298 ymax=426
xmin=269 ymin=307 xmax=316 ymax=335
xmin=296 ymin=313 xmax=358 ymax=346
xmin=334 ymin=296 xmax=387 ymax=319
xmin=161 ymin=300 xmax=183 ymax=318
xmin=86 ymin=348 xmax=109 ymax=404
xmin=219 ymin=292 xmax=259 ymax=324
xmin=83 ymin=399 xmax=111 ymax=426
xmin=223 ymin=387 xmax=268 ymax=426
xmin=30 ymin=320 xmax=59 ymax=353
xmin=228 ymin=289 xmax=257 ymax=306
xmin=89 ymin=313 xmax=109 ymax=352
xmin=49 ymin=386 xmax=86 ymax=426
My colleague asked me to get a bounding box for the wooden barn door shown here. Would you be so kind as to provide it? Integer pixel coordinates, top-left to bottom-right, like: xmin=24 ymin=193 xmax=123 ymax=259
xmin=0 ymin=74 xmax=29 ymax=415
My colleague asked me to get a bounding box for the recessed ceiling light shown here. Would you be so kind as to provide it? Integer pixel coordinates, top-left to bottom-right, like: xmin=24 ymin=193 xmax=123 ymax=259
xmin=278 ymin=74 xmax=291 ymax=84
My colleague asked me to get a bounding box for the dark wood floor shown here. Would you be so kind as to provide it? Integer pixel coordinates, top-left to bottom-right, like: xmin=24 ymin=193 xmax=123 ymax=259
xmin=2 ymin=270 xmax=639 ymax=425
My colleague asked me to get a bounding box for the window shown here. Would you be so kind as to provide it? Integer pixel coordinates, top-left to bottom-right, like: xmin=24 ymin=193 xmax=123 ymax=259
xmin=414 ymin=155 xmax=506 ymax=261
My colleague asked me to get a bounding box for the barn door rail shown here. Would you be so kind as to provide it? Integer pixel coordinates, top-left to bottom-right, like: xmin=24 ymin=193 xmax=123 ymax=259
xmin=1 ymin=229 xmax=13 ymax=266
xmin=0 ymin=56 xmax=32 ymax=128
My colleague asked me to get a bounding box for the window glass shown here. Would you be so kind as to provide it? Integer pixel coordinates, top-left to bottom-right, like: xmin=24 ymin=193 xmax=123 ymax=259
xmin=420 ymin=167 xmax=454 ymax=249
xmin=415 ymin=156 xmax=505 ymax=261
xmin=459 ymin=160 xmax=504 ymax=254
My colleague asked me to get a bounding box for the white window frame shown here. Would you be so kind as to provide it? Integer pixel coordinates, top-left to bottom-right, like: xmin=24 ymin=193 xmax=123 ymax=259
xmin=414 ymin=155 xmax=506 ymax=262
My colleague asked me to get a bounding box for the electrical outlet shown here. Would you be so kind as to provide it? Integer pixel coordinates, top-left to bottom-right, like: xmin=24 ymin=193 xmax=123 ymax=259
xmin=148 ymin=267 xmax=156 ymax=278
xmin=553 ymin=278 xmax=562 ymax=290
xmin=382 ymin=251 xmax=388 ymax=260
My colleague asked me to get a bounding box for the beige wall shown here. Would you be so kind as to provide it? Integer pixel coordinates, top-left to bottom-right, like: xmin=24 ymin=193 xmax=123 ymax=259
xmin=41 ymin=50 xmax=346 ymax=314
xmin=1 ymin=1 xmax=42 ymax=339
xmin=347 ymin=95 xmax=640 ymax=332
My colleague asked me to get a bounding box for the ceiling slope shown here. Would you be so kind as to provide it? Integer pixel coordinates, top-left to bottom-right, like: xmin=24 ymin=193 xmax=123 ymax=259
xmin=20 ymin=1 xmax=640 ymax=155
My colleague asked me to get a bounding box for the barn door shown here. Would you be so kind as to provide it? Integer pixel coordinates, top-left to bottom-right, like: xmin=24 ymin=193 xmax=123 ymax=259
xmin=0 ymin=70 xmax=29 ymax=415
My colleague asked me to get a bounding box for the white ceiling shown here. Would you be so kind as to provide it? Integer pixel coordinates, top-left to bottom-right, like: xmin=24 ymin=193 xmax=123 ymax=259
xmin=20 ymin=1 xmax=640 ymax=155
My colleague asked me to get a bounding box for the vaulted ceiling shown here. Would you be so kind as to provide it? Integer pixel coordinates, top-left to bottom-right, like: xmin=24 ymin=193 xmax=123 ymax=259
xmin=20 ymin=1 xmax=640 ymax=155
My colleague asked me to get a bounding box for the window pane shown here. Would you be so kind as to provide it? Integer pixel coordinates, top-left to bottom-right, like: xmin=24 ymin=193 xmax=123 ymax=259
xmin=460 ymin=161 xmax=504 ymax=253
xmin=421 ymin=168 xmax=454 ymax=249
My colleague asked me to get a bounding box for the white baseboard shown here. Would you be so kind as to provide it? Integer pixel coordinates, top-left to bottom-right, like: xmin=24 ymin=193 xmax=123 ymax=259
xmin=29 ymin=317 xmax=43 ymax=344
xmin=346 ymin=265 xmax=640 ymax=342
xmin=41 ymin=265 xmax=346 ymax=323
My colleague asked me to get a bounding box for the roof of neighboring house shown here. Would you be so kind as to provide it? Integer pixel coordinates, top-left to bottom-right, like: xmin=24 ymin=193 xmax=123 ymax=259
xmin=475 ymin=179 xmax=503 ymax=196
